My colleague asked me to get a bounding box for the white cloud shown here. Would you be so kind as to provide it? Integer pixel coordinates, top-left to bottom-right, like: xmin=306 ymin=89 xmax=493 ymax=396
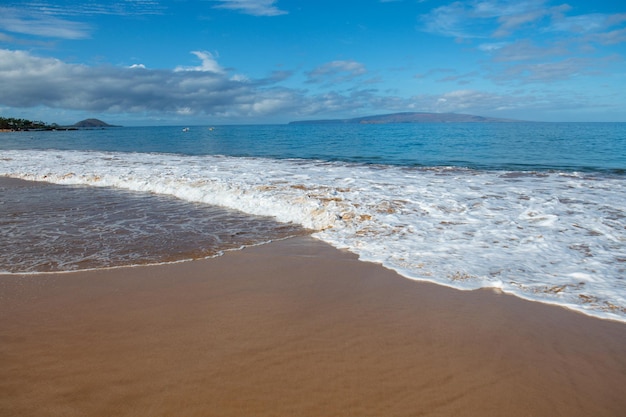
xmin=420 ymin=2 xmax=480 ymax=39
xmin=1 ymin=47 xmax=621 ymax=123
xmin=2 ymin=1 xmax=165 ymax=17
xmin=419 ymin=0 xmax=570 ymax=39
xmin=478 ymin=42 xmax=508 ymax=52
xmin=586 ymin=28 xmax=626 ymax=45
xmin=494 ymin=7 xmax=550 ymax=37
xmin=549 ymin=13 xmax=626 ymax=34
xmin=419 ymin=1 xmax=626 ymax=93
xmin=306 ymin=60 xmax=367 ymax=84
xmin=0 ymin=49 xmax=292 ymax=117
xmin=491 ymin=56 xmax=620 ymax=84
xmin=0 ymin=49 xmax=400 ymax=121
xmin=174 ymin=51 xmax=225 ymax=74
xmin=212 ymin=0 xmax=287 ymax=17
xmin=409 ymin=89 xmax=547 ymax=116
xmin=0 ymin=2 xmax=165 ymax=41
xmin=488 ymin=39 xmax=568 ymax=62
xmin=230 ymin=73 xmax=249 ymax=82
xmin=0 ymin=6 xmax=91 ymax=39
xmin=176 ymin=107 xmax=193 ymax=115
xmin=437 ymin=71 xmax=479 ymax=84
xmin=421 ymin=0 xmax=626 ymax=48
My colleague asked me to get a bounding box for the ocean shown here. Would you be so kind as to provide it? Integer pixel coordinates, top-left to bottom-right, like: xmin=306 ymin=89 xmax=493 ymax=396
xmin=1 ymin=122 xmax=625 ymax=322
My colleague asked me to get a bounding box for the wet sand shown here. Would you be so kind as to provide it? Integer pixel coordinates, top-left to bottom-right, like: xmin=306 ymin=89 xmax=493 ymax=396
xmin=1 ymin=236 xmax=625 ymax=417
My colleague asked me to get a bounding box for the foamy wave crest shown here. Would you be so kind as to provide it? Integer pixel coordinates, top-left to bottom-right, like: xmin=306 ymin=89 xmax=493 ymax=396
xmin=1 ymin=150 xmax=339 ymax=230
xmin=2 ymin=150 xmax=625 ymax=322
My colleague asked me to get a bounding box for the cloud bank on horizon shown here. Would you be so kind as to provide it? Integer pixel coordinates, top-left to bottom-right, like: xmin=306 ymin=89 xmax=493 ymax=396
xmin=0 ymin=0 xmax=624 ymax=124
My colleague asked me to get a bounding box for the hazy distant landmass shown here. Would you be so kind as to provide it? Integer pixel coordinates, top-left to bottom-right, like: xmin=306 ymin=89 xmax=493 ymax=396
xmin=289 ymin=112 xmax=521 ymax=124
xmin=73 ymin=118 xmax=119 ymax=128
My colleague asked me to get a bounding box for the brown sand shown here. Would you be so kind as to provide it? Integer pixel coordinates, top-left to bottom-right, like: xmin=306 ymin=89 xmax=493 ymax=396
xmin=1 ymin=236 xmax=625 ymax=417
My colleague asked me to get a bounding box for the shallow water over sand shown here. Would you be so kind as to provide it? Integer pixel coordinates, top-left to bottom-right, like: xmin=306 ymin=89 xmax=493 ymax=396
xmin=0 ymin=177 xmax=307 ymax=273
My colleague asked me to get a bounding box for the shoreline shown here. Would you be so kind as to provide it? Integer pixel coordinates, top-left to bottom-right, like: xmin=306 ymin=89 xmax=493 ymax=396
xmin=3 ymin=175 xmax=624 ymax=323
xmin=1 ymin=235 xmax=625 ymax=416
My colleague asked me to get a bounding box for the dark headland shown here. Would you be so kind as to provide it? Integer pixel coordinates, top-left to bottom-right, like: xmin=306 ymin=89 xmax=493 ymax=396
xmin=72 ymin=118 xmax=119 ymax=128
xmin=289 ymin=112 xmax=521 ymax=124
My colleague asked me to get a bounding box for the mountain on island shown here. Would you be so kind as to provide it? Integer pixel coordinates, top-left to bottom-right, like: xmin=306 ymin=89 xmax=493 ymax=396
xmin=289 ymin=112 xmax=521 ymax=124
xmin=73 ymin=118 xmax=119 ymax=128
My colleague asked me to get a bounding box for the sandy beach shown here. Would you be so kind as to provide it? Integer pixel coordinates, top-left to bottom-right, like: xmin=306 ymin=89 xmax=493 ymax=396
xmin=1 ymin=235 xmax=625 ymax=417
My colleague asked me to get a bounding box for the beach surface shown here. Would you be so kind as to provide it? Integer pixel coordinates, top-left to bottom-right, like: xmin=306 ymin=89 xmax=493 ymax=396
xmin=1 ymin=236 xmax=625 ymax=417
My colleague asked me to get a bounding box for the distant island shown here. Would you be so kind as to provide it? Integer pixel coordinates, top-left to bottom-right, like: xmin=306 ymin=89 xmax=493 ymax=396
xmin=289 ymin=112 xmax=521 ymax=124
xmin=0 ymin=117 xmax=119 ymax=131
xmin=72 ymin=118 xmax=118 ymax=128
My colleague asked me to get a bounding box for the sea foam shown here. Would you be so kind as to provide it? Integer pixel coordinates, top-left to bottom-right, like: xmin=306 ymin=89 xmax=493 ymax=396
xmin=2 ymin=149 xmax=625 ymax=322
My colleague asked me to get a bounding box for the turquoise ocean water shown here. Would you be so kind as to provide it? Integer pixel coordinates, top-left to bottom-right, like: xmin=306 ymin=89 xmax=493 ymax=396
xmin=1 ymin=122 xmax=625 ymax=321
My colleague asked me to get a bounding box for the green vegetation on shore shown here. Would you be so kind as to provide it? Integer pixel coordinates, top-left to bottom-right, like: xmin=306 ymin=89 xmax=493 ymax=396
xmin=0 ymin=117 xmax=55 ymax=131
xmin=1 ymin=117 xmax=116 ymax=131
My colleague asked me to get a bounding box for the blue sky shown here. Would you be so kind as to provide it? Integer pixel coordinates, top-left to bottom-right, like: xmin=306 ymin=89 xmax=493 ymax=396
xmin=1 ymin=0 xmax=625 ymax=125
